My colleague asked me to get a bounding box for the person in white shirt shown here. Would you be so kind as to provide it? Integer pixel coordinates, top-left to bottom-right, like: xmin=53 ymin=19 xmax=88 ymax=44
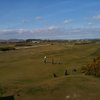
xmin=44 ymin=56 xmax=47 ymax=63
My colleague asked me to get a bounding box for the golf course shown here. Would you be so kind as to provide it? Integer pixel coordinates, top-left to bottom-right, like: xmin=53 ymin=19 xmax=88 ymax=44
xmin=0 ymin=41 xmax=100 ymax=100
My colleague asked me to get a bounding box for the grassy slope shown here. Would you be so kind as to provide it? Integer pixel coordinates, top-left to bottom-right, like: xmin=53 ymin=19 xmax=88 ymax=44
xmin=0 ymin=43 xmax=100 ymax=100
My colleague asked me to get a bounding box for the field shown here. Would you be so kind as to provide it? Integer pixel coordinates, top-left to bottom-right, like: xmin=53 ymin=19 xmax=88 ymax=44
xmin=0 ymin=41 xmax=100 ymax=100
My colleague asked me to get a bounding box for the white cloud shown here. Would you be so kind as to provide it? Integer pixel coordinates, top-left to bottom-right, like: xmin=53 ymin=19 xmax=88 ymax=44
xmin=48 ymin=26 xmax=58 ymax=31
xmin=93 ymin=14 xmax=100 ymax=20
xmin=88 ymin=22 xmax=92 ymax=25
xmin=0 ymin=29 xmax=31 ymax=35
xmin=68 ymin=29 xmax=81 ymax=33
xmin=0 ymin=27 xmax=100 ymax=39
xmin=22 ymin=19 xmax=30 ymax=23
xmin=35 ymin=16 xmax=43 ymax=20
xmin=64 ymin=19 xmax=72 ymax=24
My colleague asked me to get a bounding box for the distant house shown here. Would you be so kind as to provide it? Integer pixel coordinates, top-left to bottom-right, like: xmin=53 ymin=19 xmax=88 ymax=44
xmin=32 ymin=41 xmax=40 ymax=43
xmin=74 ymin=40 xmax=91 ymax=45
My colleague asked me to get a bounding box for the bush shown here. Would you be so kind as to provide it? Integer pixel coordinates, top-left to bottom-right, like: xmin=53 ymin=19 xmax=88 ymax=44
xmin=82 ymin=57 xmax=100 ymax=77
xmin=0 ymin=46 xmax=15 ymax=51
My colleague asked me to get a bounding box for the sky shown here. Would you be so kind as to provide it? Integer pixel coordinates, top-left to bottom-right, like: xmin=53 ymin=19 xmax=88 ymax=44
xmin=0 ymin=0 xmax=100 ymax=39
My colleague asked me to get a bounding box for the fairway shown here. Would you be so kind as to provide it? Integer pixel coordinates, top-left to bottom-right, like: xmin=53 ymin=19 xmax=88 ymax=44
xmin=0 ymin=42 xmax=100 ymax=100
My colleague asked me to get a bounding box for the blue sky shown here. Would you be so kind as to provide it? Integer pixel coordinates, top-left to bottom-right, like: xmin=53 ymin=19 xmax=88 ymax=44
xmin=0 ymin=0 xmax=100 ymax=39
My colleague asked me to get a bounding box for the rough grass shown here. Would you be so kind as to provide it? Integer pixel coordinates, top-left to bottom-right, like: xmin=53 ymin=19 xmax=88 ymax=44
xmin=0 ymin=42 xmax=100 ymax=100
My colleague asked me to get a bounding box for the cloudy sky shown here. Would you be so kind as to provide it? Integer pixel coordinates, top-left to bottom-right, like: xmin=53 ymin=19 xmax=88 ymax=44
xmin=0 ymin=0 xmax=100 ymax=39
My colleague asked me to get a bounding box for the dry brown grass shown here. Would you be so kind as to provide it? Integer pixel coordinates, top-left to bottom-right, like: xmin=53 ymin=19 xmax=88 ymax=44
xmin=0 ymin=42 xmax=100 ymax=100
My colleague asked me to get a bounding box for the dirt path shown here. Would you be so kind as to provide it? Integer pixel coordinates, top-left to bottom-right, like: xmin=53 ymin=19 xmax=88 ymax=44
xmin=16 ymin=44 xmax=50 ymax=49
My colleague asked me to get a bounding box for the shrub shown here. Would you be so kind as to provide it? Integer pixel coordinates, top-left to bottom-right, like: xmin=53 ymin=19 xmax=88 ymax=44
xmin=82 ymin=57 xmax=100 ymax=77
xmin=0 ymin=46 xmax=15 ymax=51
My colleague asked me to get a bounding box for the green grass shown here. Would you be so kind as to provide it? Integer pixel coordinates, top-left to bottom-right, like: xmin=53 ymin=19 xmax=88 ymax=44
xmin=0 ymin=42 xmax=100 ymax=100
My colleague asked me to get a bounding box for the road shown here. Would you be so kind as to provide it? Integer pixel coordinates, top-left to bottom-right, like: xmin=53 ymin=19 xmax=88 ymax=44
xmin=16 ymin=44 xmax=50 ymax=49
